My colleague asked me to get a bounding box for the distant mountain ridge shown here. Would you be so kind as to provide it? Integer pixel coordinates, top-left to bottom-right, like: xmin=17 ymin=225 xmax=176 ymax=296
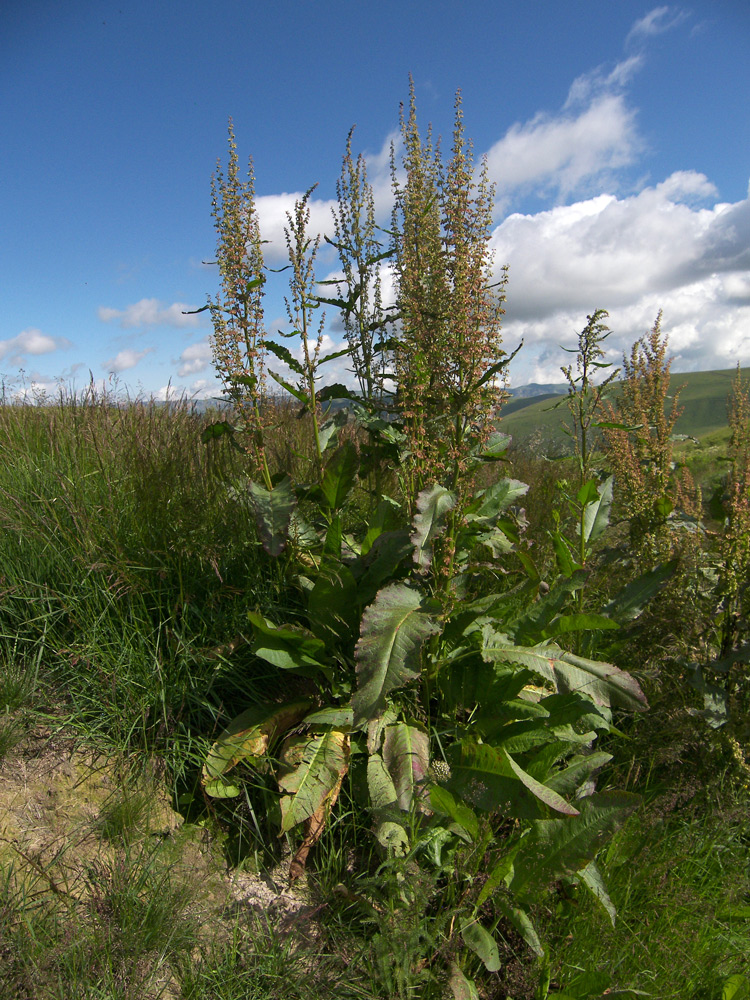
xmin=506 ymin=382 xmax=567 ymax=399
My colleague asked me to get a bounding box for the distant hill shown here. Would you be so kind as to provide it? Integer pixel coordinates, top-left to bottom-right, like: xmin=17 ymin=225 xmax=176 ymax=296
xmin=498 ymin=369 xmax=741 ymax=453
xmin=506 ymin=382 xmax=567 ymax=400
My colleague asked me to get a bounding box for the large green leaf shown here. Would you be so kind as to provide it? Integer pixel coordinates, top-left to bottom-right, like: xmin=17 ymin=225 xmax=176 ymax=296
xmin=382 ymin=721 xmax=430 ymax=810
xmin=473 ymin=430 xmax=511 ymax=462
xmin=265 ymin=340 xmax=305 ymax=375
xmin=303 ymin=705 xmax=353 ymax=727
xmin=467 ymin=478 xmax=528 ymax=522
xmin=307 ymin=562 xmax=358 ymax=645
xmin=510 ymin=791 xmax=641 ymax=896
xmin=581 ymin=475 xmax=613 ymax=546
xmin=448 ymin=964 xmax=480 ymax=1000
xmin=540 ymin=613 xmax=620 ymax=640
xmin=411 ymin=484 xmax=456 ymax=572
xmin=603 ymin=559 xmax=677 ymax=623
xmin=317 ymin=410 xmax=348 ymax=454
xmin=318 ymin=441 xmax=359 ymax=511
xmin=249 ymin=475 xmax=296 ymax=557
xmin=202 ymin=700 xmax=310 ymax=794
xmin=356 ymin=530 xmax=412 ymax=606
xmin=367 ymin=751 xmax=398 ymax=810
xmin=277 ymin=728 xmax=350 ymax=833
xmin=481 ymin=630 xmax=648 ymax=711
xmin=577 ymin=859 xmax=617 ymax=926
xmin=447 ymin=740 xmax=578 ymax=818
xmin=544 ymin=751 xmax=613 ymax=797
xmin=723 ymin=974 xmax=750 ymax=1000
xmin=247 ymin=612 xmax=329 ymax=676
xmin=429 ymin=785 xmax=480 ymax=842
xmin=553 ymin=651 xmax=648 ymax=711
xmin=495 ymin=898 xmax=544 ymax=956
xmin=352 ymin=584 xmax=439 ymax=727
xmin=506 ymin=573 xmax=587 ymax=644
xmin=475 ymin=844 xmax=520 ymax=908
xmin=460 ymin=918 xmax=501 ymax=972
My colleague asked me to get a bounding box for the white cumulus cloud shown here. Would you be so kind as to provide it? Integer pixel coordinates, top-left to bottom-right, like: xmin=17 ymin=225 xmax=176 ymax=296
xmin=485 ymin=94 xmax=641 ymax=204
xmin=490 ymin=173 xmax=750 ymax=383
xmin=0 ymin=328 xmax=71 ymax=364
xmin=98 ymin=298 xmax=202 ymax=329
xmin=177 ymin=338 xmax=213 ymax=376
xmin=103 ymin=348 xmax=153 ymax=373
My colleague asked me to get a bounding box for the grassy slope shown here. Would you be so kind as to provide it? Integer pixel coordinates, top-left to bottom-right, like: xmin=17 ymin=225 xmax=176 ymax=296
xmin=500 ymin=368 xmax=739 ymax=451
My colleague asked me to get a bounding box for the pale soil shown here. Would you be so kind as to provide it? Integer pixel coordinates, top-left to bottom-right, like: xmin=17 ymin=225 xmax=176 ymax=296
xmin=0 ymin=719 xmax=320 ymax=990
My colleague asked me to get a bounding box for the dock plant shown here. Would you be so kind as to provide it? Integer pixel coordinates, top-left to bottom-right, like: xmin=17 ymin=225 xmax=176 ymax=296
xmin=198 ymin=87 xmax=654 ymax=996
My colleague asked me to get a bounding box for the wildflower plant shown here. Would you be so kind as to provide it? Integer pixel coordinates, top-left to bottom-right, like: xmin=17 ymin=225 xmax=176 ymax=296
xmin=718 ymin=365 xmax=750 ymax=655
xmin=205 ymin=120 xmax=272 ymax=488
xmin=197 ymin=89 xmax=655 ymax=996
xmin=602 ymin=311 xmax=701 ymax=564
xmin=390 ymin=83 xmax=508 ymax=510
xmin=323 ymin=128 xmax=390 ymax=404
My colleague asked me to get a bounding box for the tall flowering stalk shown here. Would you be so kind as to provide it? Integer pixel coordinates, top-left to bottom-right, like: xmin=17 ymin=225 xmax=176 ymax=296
xmin=280 ymin=186 xmax=327 ymax=478
xmin=208 ymin=121 xmax=272 ymax=488
xmin=327 ymin=129 xmax=388 ymax=403
xmin=718 ymin=365 xmax=750 ymax=654
xmin=391 ymin=83 xmax=507 ymax=511
xmin=602 ymin=312 xmax=700 ymax=564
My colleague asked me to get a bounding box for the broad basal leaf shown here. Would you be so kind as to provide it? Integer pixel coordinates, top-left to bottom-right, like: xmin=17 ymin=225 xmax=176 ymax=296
xmin=411 ymin=485 xmax=456 ymax=572
xmin=357 ymin=530 xmax=412 ymax=607
xmin=307 ymin=562 xmax=358 ymax=645
xmin=448 ymin=964 xmax=480 ymax=1000
xmin=302 ymin=706 xmax=353 ymax=727
xmin=352 ymin=584 xmax=439 ymax=727
xmin=544 ymin=751 xmax=613 ymax=798
xmin=603 ymin=559 xmax=677 ymax=623
xmin=481 ymin=630 xmax=648 ymax=712
xmin=277 ymin=728 xmax=350 ymax=833
xmin=249 ymin=475 xmax=296 ymax=556
xmin=382 ymin=721 xmax=429 ymax=810
xmin=367 ymin=751 xmax=398 ymax=810
xmin=202 ymin=700 xmax=310 ymax=791
xmin=289 ymin=764 xmax=347 ymax=881
xmin=554 ymin=651 xmax=648 ymax=711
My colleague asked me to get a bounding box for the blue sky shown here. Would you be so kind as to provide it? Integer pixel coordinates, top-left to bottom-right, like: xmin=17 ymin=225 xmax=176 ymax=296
xmin=2 ymin=0 xmax=749 ymax=400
